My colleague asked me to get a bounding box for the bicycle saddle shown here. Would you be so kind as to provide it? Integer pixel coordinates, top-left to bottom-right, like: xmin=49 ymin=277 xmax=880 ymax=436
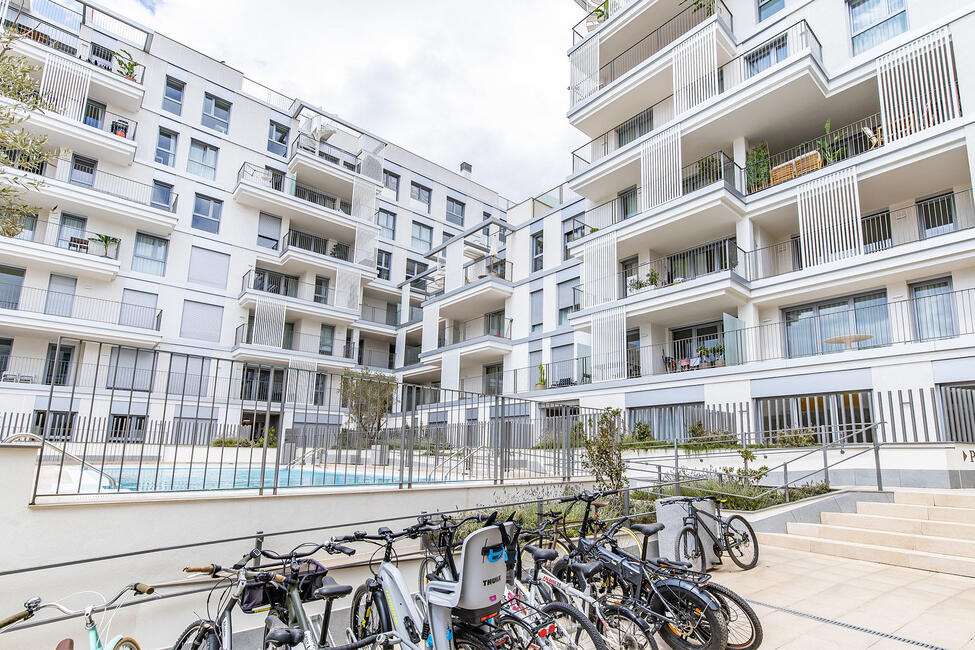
xmin=266 ymin=627 xmax=303 ymax=647
xmin=524 ymin=545 xmax=559 ymax=564
xmin=55 ymin=641 xmax=74 ymax=650
xmin=630 ymin=523 xmax=664 ymax=537
xmin=649 ymin=557 xmax=693 ymax=570
xmin=313 ymin=582 xmax=353 ymax=600
xmin=570 ymin=561 xmax=602 ymax=579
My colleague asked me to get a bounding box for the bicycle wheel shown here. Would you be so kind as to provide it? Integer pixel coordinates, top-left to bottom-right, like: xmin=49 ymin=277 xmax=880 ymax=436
xmin=650 ymin=583 xmax=727 ymax=650
xmin=172 ymin=620 xmax=220 ymax=650
xmin=350 ymin=585 xmax=384 ymax=640
xmin=112 ymin=639 xmax=140 ymax=650
xmin=454 ymin=629 xmax=494 ymax=650
xmin=674 ymin=526 xmax=707 ymax=573
xmin=541 ymin=600 xmax=608 ymax=650
xmin=723 ymin=515 xmax=759 ymax=570
xmin=616 ymin=527 xmax=643 ymax=555
xmin=520 ymin=536 xmax=571 ymax=579
xmin=418 ymin=555 xmax=443 ymax=593
xmin=703 ymin=583 xmax=762 ymax=650
xmin=498 ymin=612 xmax=538 ymax=650
xmin=600 ymin=605 xmax=658 ymax=650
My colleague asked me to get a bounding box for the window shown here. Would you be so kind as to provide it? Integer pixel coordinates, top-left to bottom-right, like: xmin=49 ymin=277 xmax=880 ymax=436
xmin=267 ymin=121 xmax=289 ymax=156
xmin=378 ymin=209 xmax=396 ymax=239
xmin=167 ymin=355 xmax=212 ymax=397
xmin=151 ymin=180 xmax=174 ymax=211
xmin=201 ymin=92 xmax=232 ymax=133
xmin=132 ymin=233 xmax=168 ymax=276
xmin=758 ymin=0 xmax=785 ymax=21
xmin=45 ymin=274 xmax=75 ymax=317
xmin=187 ymin=139 xmax=218 ymax=180
xmin=187 ymin=246 xmax=230 ymax=288
xmin=109 ymin=415 xmax=146 ymax=442
xmin=257 ymin=213 xmax=281 ymax=250
xmin=154 ymin=128 xmax=177 ymax=167
xmin=446 ymin=197 xmax=465 ymax=226
xmin=531 ymin=232 xmax=544 ymax=272
xmin=410 ymin=182 xmax=431 ymax=211
xmin=626 ymin=329 xmax=641 ymax=377
xmin=557 ymin=279 xmax=579 ymax=325
xmin=377 ymin=249 xmax=392 ymax=280
xmin=911 ymin=278 xmax=956 ymax=341
xmin=530 ymin=289 xmax=543 ymax=333
xmin=106 ymin=348 xmax=155 ymax=392
xmin=192 ymin=194 xmax=223 ymax=234
xmin=745 ymin=35 xmax=789 ymax=77
xmin=383 ymin=170 xmax=400 ymax=199
xmin=69 ymin=154 xmax=96 ymax=188
xmin=550 ymin=345 xmax=576 ymax=385
xmin=179 ymin=300 xmax=224 ymax=342
xmin=56 ymin=214 xmax=86 ymax=250
xmin=918 ymin=192 xmax=956 ymax=239
xmin=784 ymin=292 xmax=890 ymax=358
xmin=83 ymin=99 xmax=105 ymax=129
xmin=849 ymin=0 xmax=907 ymax=56
xmin=442 ymin=231 xmax=455 ymax=245
xmin=319 ymin=324 xmax=335 ymax=356
xmin=0 ymin=265 xmax=24 ymax=309
xmin=618 ymin=187 xmax=639 ymax=220
xmin=406 ymin=259 xmax=428 ymax=290
xmin=44 ymin=343 xmax=73 ymax=386
xmin=616 ymin=106 xmax=653 ymax=148
xmin=563 ymin=217 xmax=585 ymax=260
xmin=162 ymin=76 xmax=184 ymax=115
xmin=411 ymin=222 xmax=433 ymax=251
xmin=119 ymin=289 xmax=158 ymax=329
xmin=861 ymin=210 xmax=892 ymax=253
xmin=0 ymin=338 xmax=9 ymax=374
xmin=484 ymin=363 xmax=503 ymax=395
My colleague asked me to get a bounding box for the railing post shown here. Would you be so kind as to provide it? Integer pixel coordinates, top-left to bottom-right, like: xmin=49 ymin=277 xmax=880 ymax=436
xmin=623 ymin=489 xmax=630 ymax=517
xmin=821 ymin=433 xmax=830 ymax=489
xmin=783 ymin=463 xmax=789 ymax=503
xmin=873 ymin=431 xmax=884 ymax=492
xmin=252 ymin=530 xmax=264 ymax=567
xmin=673 ymin=437 xmax=680 ymax=497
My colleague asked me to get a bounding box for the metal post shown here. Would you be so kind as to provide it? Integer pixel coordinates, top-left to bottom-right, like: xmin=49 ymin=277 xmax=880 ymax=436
xmin=623 ymin=489 xmax=630 ymax=517
xmin=252 ymin=530 xmax=264 ymax=567
xmin=873 ymin=435 xmax=884 ymax=492
xmin=397 ymin=386 xmax=407 ymax=489
xmin=673 ymin=437 xmax=680 ymax=496
xmin=783 ymin=463 xmax=789 ymax=503
xmin=821 ymin=436 xmax=830 ymax=489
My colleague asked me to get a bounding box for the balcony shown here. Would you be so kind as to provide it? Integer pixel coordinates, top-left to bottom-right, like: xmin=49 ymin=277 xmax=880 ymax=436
xmin=464 ymin=255 xmax=513 ymax=284
xmin=459 ymin=372 xmax=504 ymax=396
xmin=571 ymin=94 xmax=675 ymax=173
xmin=239 ymin=270 xmax=360 ymax=319
xmin=359 ymin=304 xmax=399 ymax=327
xmin=437 ymin=255 xmax=514 ymax=319
xmin=453 ymin=314 xmax=512 ymax=343
xmin=266 ymin=229 xmax=375 ymax=269
xmin=741 ymin=190 xmax=975 ymax=282
xmin=288 ymin=133 xmax=378 ymax=202
xmin=404 ymin=345 xmax=422 ymax=366
xmin=621 ymin=236 xmax=742 ymax=294
xmin=0 ymin=285 xmax=162 ymax=345
xmin=233 ymin=325 xmax=356 ymax=365
xmin=506 ymin=357 xmax=593 ymax=393
xmin=357 ymin=346 xmax=395 ymax=371
xmin=0 ymin=217 xmax=121 ymax=280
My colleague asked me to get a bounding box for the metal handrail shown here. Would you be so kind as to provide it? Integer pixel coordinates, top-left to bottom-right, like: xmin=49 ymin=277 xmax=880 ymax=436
xmin=425 ymin=445 xmax=487 ymax=480
xmin=0 ymin=285 xmax=162 ymax=330
xmin=0 ymin=218 xmax=122 ymax=260
xmin=2 ymin=432 xmax=118 ymax=488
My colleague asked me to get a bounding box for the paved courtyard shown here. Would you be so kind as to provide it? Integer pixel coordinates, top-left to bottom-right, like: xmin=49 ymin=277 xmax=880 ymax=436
xmin=710 ymin=545 xmax=975 ymax=649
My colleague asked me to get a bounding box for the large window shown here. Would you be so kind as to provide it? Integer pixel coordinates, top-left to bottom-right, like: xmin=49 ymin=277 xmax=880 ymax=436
xmin=154 ymin=127 xmax=177 ymax=166
xmin=119 ymin=289 xmax=158 ymax=329
xmin=411 ymin=182 xmax=431 ymax=212
xmin=917 ymin=192 xmax=956 ymax=239
xmin=446 ymin=197 xmax=465 ymax=226
xmin=187 ymin=140 xmax=218 ymax=180
xmin=106 ymin=348 xmax=155 ymax=392
xmin=756 ymin=391 xmax=874 ymax=440
xmin=192 ymin=194 xmax=223 ymax=234
xmin=669 ymin=322 xmax=723 ymax=367
xmin=618 ymin=187 xmax=638 ymax=220
xmin=616 ymin=106 xmax=653 ymax=148
xmin=188 ymin=246 xmax=230 ymax=288
xmin=162 ymin=76 xmax=184 ymax=115
xmin=319 ymin=324 xmax=335 ymax=356
xmin=745 ymin=35 xmax=789 ymax=77
xmin=758 ymin=0 xmax=784 ymax=21
xmin=911 ymin=278 xmax=956 ymax=341
xmin=784 ymin=291 xmax=890 ymax=358
xmin=376 ymin=249 xmax=392 ymax=280
xmin=557 ymin=279 xmax=579 ymax=326
xmin=69 ymin=154 xmax=96 ymax=188
xmin=531 ymin=232 xmax=544 ymax=272
xmin=383 ymin=170 xmax=400 ymax=199
xmin=257 ymin=213 xmax=281 ymax=250
xmin=179 ymin=300 xmax=223 ymax=342
xmin=267 ymin=121 xmax=289 ymax=156
xmin=484 ymin=363 xmax=503 ymax=395
xmin=132 ymin=233 xmax=168 ymax=276
xmin=151 ymin=180 xmax=174 ymax=211
xmin=411 ymin=222 xmax=433 ymax=252
xmin=378 ymin=209 xmax=396 ymax=239
xmin=406 ymin=259 xmax=428 ymax=290
xmin=201 ymin=92 xmax=232 ymax=133
xmin=43 ymin=343 xmax=73 ymax=386
xmin=0 ymin=265 xmax=24 ymax=309
xmin=849 ymin=0 xmax=907 ymax=56
xmin=530 ymin=289 xmax=543 ymax=333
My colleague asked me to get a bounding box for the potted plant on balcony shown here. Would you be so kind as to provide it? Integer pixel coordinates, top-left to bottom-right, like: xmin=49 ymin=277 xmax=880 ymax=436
xmin=745 ymin=142 xmax=771 ymax=192
xmin=89 ymin=233 xmax=120 ymax=257
xmin=711 ymin=343 xmax=726 ymax=367
xmin=696 ymin=342 xmax=713 ymax=367
xmin=534 ymin=364 xmax=547 ymax=391
xmin=113 ymin=49 xmax=138 ymax=81
xmin=110 ymin=119 xmax=129 ymax=138
xmin=679 ymin=0 xmax=717 ymax=15
xmin=816 ymin=119 xmax=847 ymax=166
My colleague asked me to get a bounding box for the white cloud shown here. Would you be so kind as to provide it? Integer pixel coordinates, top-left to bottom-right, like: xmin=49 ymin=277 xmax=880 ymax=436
xmin=101 ymin=0 xmax=588 ymax=201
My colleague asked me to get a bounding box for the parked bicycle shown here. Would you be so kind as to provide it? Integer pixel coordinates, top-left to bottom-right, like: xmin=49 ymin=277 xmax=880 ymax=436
xmin=0 ymin=582 xmax=155 ymax=650
xmin=671 ymin=496 xmax=759 ymax=572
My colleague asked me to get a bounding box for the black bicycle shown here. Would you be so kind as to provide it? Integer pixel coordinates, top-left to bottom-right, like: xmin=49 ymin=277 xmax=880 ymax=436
xmin=672 ymin=496 xmax=759 ymax=572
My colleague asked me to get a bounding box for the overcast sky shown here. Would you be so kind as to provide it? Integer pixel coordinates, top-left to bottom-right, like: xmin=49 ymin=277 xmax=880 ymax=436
xmin=100 ymin=0 xmax=588 ymax=203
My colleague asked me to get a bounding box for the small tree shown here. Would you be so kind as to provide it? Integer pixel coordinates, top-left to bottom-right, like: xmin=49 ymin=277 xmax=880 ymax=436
xmin=0 ymin=25 xmax=57 ymax=233
xmin=340 ymin=368 xmax=397 ymax=445
xmin=582 ymin=407 xmax=628 ymax=493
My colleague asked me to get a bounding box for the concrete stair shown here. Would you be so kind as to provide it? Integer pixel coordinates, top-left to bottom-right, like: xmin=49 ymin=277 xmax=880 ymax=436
xmin=759 ymin=490 xmax=975 ymax=577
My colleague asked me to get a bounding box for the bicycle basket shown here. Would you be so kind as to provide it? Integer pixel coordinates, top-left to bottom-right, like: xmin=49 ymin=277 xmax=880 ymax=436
xmin=420 ymin=531 xmax=440 ymax=555
xmin=240 ymin=580 xmax=285 ymax=613
xmin=296 ymin=559 xmax=330 ymax=602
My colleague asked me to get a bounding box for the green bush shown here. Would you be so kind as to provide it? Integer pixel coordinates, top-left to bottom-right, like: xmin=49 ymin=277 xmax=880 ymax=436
xmin=211 ymin=436 xmax=252 ymax=448
xmin=682 ymin=421 xmax=739 ymax=451
xmin=765 ymin=428 xmax=819 ymax=448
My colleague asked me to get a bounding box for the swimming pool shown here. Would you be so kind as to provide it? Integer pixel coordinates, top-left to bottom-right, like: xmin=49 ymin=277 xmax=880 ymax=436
xmin=101 ymin=465 xmax=405 ymax=491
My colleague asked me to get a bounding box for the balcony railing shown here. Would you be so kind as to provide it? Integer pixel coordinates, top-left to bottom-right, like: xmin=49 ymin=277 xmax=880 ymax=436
xmin=360 ymin=304 xmax=399 ymax=326
xmin=620 ymin=237 xmax=742 ymax=296
xmin=572 ymin=95 xmax=675 ymax=173
xmin=358 ymin=346 xmax=395 ymax=370
xmin=404 ymin=346 xmax=421 ymax=365
xmin=598 ymin=2 xmax=732 ymax=93
xmin=1 ymin=217 xmax=121 ymax=260
xmin=741 ymin=190 xmax=975 ymax=281
xmin=451 ymin=315 xmax=512 ymax=344
xmin=291 ymin=133 xmax=359 ymax=173
xmin=234 ymin=324 xmax=356 ymax=360
xmin=237 ymin=162 xmax=358 ymax=218
xmin=404 ymin=306 xmax=424 ymax=324
xmin=464 ymin=255 xmax=513 ymax=284
xmin=3 ymin=9 xmax=146 ymax=83
xmin=506 ymin=356 xmax=593 ymax=393
xmin=0 ymin=285 xmax=162 ymax=330
xmin=240 ymin=269 xmax=359 ymax=310
xmin=81 ymin=104 xmax=138 ymax=141
xmin=281 ymin=229 xmax=360 ymax=264
xmin=460 ymin=373 xmax=504 ymax=395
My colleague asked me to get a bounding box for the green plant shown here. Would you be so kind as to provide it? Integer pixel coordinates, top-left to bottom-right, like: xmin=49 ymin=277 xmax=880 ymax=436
xmin=592 ymin=1 xmax=609 ymax=20
xmin=211 ymin=436 xmax=252 ymax=448
xmin=257 ymin=427 xmax=277 ymax=448
xmin=710 ymin=342 xmax=725 ymax=359
xmin=583 ymin=408 xmax=628 ymax=495
xmin=536 ymin=421 xmax=587 ymax=449
xmin=696 ymin=154 xmax=721 ymax=180
xmin=89 ymin=233 xmax=119 ymax=256
xmin=113 ymin=48 xmax=138 ymax=80
xmin=536 ymin=363 xmax=546 ymax=387
xmin=340 ymin=369 xmax=397 ymax=445
xmin=767 ymin=428 xmax=819 ymax=448
xmin=739 ymin=447 xmax=757 ymax=472
xmin=816 ymin=119 xmax=847 ymax=165
xmin=745 ymin=142 xmax=771 ymax=191
xmin=678 ymin=0 xmax=716 ymax=15
xmin=647 ymin=268 xmax=660 ymax=286
xmin=696 ymin=342 xmax=712 ymax=361
xmin=683 ymin=421 xmax=739 ymax=451
xmin=0 ymin=215 xmax=26 ymax=237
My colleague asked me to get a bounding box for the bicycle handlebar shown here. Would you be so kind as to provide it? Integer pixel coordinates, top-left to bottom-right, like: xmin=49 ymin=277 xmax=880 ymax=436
xmin=0 ymin=609 xmax=30 ymax=630
xmin=183 ymin=565 xmax=286 ymax=583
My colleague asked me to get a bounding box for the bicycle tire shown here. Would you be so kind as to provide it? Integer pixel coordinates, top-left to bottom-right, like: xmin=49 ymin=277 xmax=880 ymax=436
xmin=350 ymin=584 xmax=384 ymax=640
xmin=599 ymin=604 xmax=658 ymax=650
xmin=112 ymin=639 xmax=140 ymax=650
xmin=616 ymin=527 xmax=643 ymax=555
xmin=703 ymin=582 xmax=762 ymax=650
xmin=541 ymin=600 xmax=608 ymax=650
xmin=724 ymin=515 xmax=759 ymax=570
xmin=454 ymin=629 xmax=494 ymax=650
xmin=520 ymin=535 xmax=570 ymax=579
xmin=650 ymin=584 xmax=727 ymax=650
xmin=674 ymin=526 xmax=707 ymax=573
xmin=417 ymin=555 xmax=442 ymax=593
xmin=171 ymin=619 xmax=220 ymax=650
xmin=498 ymin=612 xmax=538 ymax=650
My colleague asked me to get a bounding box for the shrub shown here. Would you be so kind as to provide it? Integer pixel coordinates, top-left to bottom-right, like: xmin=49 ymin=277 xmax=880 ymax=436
xmin=766 ymin=428 xmax=819 ymax=448
xmin=583 ymin=408 xmax=628 ymax=495
xmin=211 ymin=436 xmax=252 ymax=448
xmin=682 ymin=422 xmax=738 ymax=451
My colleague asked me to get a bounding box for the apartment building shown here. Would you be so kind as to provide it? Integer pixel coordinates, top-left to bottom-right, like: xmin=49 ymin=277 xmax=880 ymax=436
xmin=420 ymin=0 xmax=975 ymax=442
xmin=0 ymin=0 xmax=508 ymax=436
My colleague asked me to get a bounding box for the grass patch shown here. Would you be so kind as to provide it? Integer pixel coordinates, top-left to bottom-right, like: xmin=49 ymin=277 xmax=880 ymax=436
xmin=632 ymin=476 xmax=830 ymax=512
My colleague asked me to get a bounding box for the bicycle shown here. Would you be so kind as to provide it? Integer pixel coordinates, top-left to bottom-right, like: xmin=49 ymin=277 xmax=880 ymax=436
xmin=671 ymin=497 xmax=759 ymax=572
xmin=0 ymin=582 xmax=155 ymax=650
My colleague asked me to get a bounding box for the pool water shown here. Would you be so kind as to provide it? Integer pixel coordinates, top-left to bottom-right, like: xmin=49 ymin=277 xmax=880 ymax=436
xmin=102 ymin=465 xmax=405 ymax=491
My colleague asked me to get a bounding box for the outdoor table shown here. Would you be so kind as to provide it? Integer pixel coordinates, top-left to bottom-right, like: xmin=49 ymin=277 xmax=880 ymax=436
xmin=824 ymin=333 xmax=873 ymax=350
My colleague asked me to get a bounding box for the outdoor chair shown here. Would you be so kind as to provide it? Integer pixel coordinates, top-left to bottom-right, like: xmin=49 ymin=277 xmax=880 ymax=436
xmin=68 ymin=236 xmax=89 ymax=253
xmin=792 ymin=150 xmax=822 ymax=177
xmin=769 ymin=160 xmax=795 ymax=186
xmin=689 ymin=357 xmax=702 ymax=370
xmin=1 ymin=371 xmax=17 ymax=382
xmin=862 ymin=125 xmax=883 ymax=149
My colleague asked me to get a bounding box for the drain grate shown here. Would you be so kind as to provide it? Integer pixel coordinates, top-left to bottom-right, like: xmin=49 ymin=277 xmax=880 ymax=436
xmin=747 ymin=599 xmax=948 ymax=650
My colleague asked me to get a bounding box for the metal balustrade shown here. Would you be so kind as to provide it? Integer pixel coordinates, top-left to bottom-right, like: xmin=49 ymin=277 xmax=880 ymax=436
xmin=620 ymin=237 xmax=743 ymax=297
xmin=0 ymin=286 xmax=161 ymax=330
xmin=451 ymin=314 xmax=512 ymax=344
xmin=237 ymin=162 xmax=356 ymax=218
xmin=359 ymin=304 xmax=399 ymax=326
xmin=240 ymin=269 xmax=360 ymax=310
xmin=463 ymin=255 xmax=513 ymax=284
xmin=505 ymin=356 xmax=593 ymax=393
xmin=234 ymin=324 xmax=356 ymax=360
xmin=357 ymin=346 xmax=395 ymax=370
xmin=29 ymin=156 xmax=179 ymax=211
xmin=404 ymin=346 xmax=421 ymax=365
xmin=81 ymin=104 xmax=138 ymax=140
xmin=282 ymin=229 xmax=354 ymax=263
xmin=291 ymin=133 xmax=359 ymax=172
xmin=740 ymin=190 xmax=975 ymax=281
xmin=1 ymin=217 xmax=121 ymax=260
xmin=571 ymin=95 xmax=675 ymax=172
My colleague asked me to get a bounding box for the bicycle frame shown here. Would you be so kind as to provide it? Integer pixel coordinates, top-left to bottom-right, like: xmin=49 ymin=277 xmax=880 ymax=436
xmin=682 ymin=501 xmax=731 ymax=553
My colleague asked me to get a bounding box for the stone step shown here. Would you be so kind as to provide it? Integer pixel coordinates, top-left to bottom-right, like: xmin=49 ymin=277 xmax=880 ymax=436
xmin=786 ymin=522 xmax=975 ymax=558
xmin=892 ymin=490 xmax=975 ymax=509
xmin=856 ymin=501 xmax=975 ymax=523
xmin=821 ymin=511 xmax=975 ymax=540
xmin=758 ymin=532 xmax=975 ymax=578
